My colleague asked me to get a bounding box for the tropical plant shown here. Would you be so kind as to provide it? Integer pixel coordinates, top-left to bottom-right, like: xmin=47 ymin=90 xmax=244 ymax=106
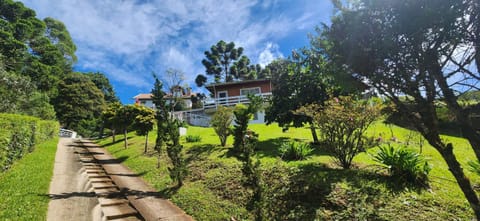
xmin=279 ymin=141 xmax=313 ymax=161
xmin=467 ymin=160 xmax=480 ymax=176
xmin=185 ymin=135 xmax=202 ymax=143
xmin=373 ymin=144 xmax=431 ymax=185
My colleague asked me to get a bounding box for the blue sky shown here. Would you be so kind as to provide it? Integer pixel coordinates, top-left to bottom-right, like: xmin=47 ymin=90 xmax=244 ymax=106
xmin=19 ymin=0 xmax=333 ymax=104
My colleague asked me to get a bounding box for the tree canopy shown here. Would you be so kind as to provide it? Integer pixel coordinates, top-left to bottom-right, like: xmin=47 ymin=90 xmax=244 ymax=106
xmin=320 ymin=0 xmax=480 ymax=217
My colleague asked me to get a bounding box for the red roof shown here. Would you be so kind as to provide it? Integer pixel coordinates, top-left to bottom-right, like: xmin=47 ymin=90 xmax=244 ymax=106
xmin=133 ymin=93 xmax=152 ymax=100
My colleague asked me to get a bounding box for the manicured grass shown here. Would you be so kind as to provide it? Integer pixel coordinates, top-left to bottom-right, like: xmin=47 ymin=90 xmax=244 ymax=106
xmin=0 ymin=137 xmax=58 ymax=220
xmin=97 ymin=123 xmax=478 ymax=220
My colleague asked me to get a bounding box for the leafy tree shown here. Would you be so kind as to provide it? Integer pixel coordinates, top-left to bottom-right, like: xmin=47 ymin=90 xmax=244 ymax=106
xmin=190 ymin=94 xmax=203 ymax=109
xmin=321 ymin=0 xmax=480 ymax=217
xmin=297 ymin=96 xmax=380 ymax=169
xmin=20 ymin=92 xmax=56 ymax=120
xmin=85 ymin=72 xmax=119 ymax=103
xmin=53 ymin=73 xmax=105 ymax=135
xmin=43 ymin=17 xmax=77 ymax=70
xmin=210 ymin=106 xmax=233 ymax=146
xmin=0 ymin=67 xmax=34 ymax=113
xmin=0 ymin=1 xmax=72 ymax=97
xmin=195 ymin=74 xmax=207 ymax=87
xmin=265 ymin=49 xmax=339 ymax=143
xmin=115 ymin=105 xmax=139 ymax=149
xmin=102 ymin=102 xmax=122 ymax=142
xmin=133 ymin=105 xmax=155 ymax=153
xmin=200 ymin=40 xmax=250 ymax=84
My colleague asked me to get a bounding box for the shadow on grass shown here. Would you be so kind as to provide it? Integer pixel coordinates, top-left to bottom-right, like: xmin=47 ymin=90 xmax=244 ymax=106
xmin=259 ymin=162 xmax=428 ymax=220
xmin=99 ymin=136 xmax=135 ymax=147
xmin=255 ymin=137 xmax=334 ymax=159
xmin=185 ymin=144 xmax=218 ymax=163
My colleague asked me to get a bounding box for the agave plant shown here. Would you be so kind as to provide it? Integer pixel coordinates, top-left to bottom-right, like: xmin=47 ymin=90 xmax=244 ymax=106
xmin=373 ymin=143 xmax=431 ymax=185
xmin=279 ymin=141 xmax=313 ymax=161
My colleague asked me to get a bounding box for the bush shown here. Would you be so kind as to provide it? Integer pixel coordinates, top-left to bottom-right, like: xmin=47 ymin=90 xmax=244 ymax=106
xmin=185 ymin=135 xmax=202 ymax=143
xmin=296 ymin=96 xmax=381 ymax=169
xmin=0 ymin=113 xmax=58 ymax=171
xmin=373 ymin=144 xmax=431 ymax=185
xmin=210 ymin=106 xmax=233 ymax=146
xmin=279 ymin=141 xmax=313 ymax=161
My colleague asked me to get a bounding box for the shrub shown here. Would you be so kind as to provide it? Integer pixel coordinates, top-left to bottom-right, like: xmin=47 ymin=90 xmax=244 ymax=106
xmin=279 ymin=141 xmax=313 ymax=161
xmin=0 ymin=113 xmax=58 ymax=171
xmin=210 ymin=106 xmax=233 ymax=146
xmin=373 ymin=144 xmax=431 ymax=185
xmin=296 ymin=96 xmax=381 ymax=169
xmin=185 ymin=135 xmax=202 ymax=143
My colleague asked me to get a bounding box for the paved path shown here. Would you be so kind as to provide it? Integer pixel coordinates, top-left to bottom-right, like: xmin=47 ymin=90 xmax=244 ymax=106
xmin=47 ymin=138 xmax=193 ymax=221
xmin=47 ymin=138 xmax=101 ymax=221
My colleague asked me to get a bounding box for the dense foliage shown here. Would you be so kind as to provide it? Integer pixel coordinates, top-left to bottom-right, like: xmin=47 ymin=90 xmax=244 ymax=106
xmin=0 ymin=1 xmax=117 ymax=137
xmin=265 ymin=49 xmax=345 ymax=143
xmin=210 ymin=105 xmax=233 ymax=146
xmin=0 ymin=113 xmax=58 ymax=171
xmin=297 ymin=96 xmax=381 ymax=169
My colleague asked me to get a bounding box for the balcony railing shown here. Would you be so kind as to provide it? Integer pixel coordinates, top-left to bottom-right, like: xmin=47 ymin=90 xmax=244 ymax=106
xmin=203 ymin=92 xmax=272 ymax=109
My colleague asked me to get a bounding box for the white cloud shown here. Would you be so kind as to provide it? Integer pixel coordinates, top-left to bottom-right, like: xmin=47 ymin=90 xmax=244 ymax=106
xmin=18 ymin=0 xmax=332 ymax=101
xmin=258 ymin=42 xmax=284 ymax=67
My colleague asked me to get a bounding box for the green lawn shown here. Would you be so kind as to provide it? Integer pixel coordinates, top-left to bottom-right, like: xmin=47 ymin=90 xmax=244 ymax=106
xmin=97 ymin=123 xmax=478 ymax=220
xmin=0 ymin=138 xmax=58 ymax=221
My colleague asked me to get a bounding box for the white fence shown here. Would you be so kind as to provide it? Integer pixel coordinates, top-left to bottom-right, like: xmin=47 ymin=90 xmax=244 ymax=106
xmin=203 ymin=93 xmax=272 ymax=109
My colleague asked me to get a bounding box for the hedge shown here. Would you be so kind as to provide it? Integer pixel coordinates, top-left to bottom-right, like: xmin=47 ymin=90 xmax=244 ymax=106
xmin=0 ymin=113 xmax=58 ymax=171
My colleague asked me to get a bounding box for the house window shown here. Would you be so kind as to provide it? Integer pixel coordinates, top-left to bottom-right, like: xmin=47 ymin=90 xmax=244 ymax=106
xmin=240 ymin=87 xmax=261 ymax=96
xmin=217 ymin=91 xmax=228 ymax=98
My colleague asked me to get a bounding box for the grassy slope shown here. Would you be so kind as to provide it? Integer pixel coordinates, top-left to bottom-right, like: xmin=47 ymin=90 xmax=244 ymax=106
xmin=97 ymin=123 xmax=478 ymax=220
xmin=0 ymin=138 xmax=58 ymax=221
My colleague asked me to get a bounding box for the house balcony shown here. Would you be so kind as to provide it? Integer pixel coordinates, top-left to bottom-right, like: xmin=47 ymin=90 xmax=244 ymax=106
xmin=203 ymin=92 xmax=272 ymax=111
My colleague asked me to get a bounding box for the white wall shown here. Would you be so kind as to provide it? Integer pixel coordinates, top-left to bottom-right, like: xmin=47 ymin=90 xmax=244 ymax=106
xmin=249 ymin=111 xmax=265 ymax=124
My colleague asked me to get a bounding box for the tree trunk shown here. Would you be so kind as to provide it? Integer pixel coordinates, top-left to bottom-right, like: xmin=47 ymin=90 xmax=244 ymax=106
xmin=428 ymin=137 xmax=480 ymax=219
xmin=144 ymin=132 xmax=149 ymax=153
xmin=112 ymin=129 xmax=116 ymax=143
xmin=430 ymin=62 xmax=480 ymax=161
xmin=99 ymin=124 xmax=104 ymax=139
xmin=310 ymin=124 xmax=319 ymax=144
xmin=221 ymin=136 xmax=227 ymax=147
xmin=124 ymin=129 xmax=128 ymax=149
